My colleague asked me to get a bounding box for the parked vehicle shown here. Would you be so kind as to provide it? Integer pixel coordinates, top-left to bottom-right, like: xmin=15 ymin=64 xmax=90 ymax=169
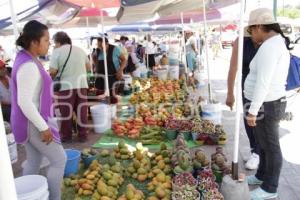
xmin=280 ymin=23 xmax=296 ymax=43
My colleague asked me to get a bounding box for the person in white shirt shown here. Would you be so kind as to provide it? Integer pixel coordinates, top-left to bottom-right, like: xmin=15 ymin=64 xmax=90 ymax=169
xmin=244 ymin=8 xmax=291 ymax=199
xmin=12 ymin=20 xmax=66 ymax=200
xmin=185 ymin=30 xmax=198 ymax=71
xmin=144 ymin=34 xmax=156 ymax=69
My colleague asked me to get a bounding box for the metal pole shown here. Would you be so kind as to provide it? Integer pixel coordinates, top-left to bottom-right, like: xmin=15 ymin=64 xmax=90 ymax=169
xmin=8 ymin=0 xmax=19 ymax=40
xmin=180 ymin=12 xmax=188 ymax=74
xmin=100 ymin=10 xmax=110 ymax=97
xmin=273 ymin=0 xmax=277 ymax=20
xmin=202 ymin=0 xmax=212 ymax=102
xmin=0 ymin=106 xmax=18 ymax=200
xmin=232 ymin=0 xmax=245 ymax=180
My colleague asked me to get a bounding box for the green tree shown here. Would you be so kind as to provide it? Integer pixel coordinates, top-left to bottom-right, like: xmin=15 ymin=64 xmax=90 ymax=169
xmin=277 ymin=8 xmax=300 ymax=19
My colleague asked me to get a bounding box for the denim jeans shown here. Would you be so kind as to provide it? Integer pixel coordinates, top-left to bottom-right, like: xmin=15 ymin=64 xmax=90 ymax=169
xmin=242 ymin=96 xmax=260 ymax=154
xmin=246 ymin=97 xmax=286 ymax=193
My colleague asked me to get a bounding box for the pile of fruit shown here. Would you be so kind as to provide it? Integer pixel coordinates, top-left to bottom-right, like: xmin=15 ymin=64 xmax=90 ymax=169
xmin=112 ymin=118 xmax=144 ymax=138
xmin=113 ymin=140 xmax=132 ymax=160
xmin=211 ymin=147 xmax=231 ymax=177
xmin=172 ymin=173 xmax=199 ymax=200
xmin=147 ymin=172 xmax=172 ymax=199
xmin=193 ymin=149 xmax=210 ymax=171
xmin=197 ymin=169 xmax=224 ymax=200
xmin=172 ymin=173 xmax=197 ymax=190
xmin=172 ymin=135 xmax=193 ymax=174
xmin=164 ymin=117 xmax=194 ymax=132
xmin=130 ymin=78 xmax=186 ymax=104
xmin=81 ymin=148 xmax=98 ymax=159
xmin=125 ymin=148 xmax=152 ymax=182
xmin=145 ymin=143 xmax=172 ymax=200
xmin=192 ymin=120 xmax=227 ymax=145
xmin=150 ymin=143 xmax=172 ymax=175
xmin=62 ymin=140 xmax=229 ymax=200
xmin=117 ymin=184 xmax=144 ymax=200
xmin=136 ymin=104 xmax=172 ymax=123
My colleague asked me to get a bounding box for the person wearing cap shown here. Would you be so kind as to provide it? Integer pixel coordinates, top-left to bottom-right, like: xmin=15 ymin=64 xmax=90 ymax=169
xmin=243 ymin=8 xmax=291 ymax=199
xmin=226 ymin=35 xmax=261 ymax=170
xmin=92 ymin=37 xmax=127 ymax=104
xmin=0 ymin=60 xmax=11 ymax=122
xmin=185 ymin=29 xmax=198 ymax=71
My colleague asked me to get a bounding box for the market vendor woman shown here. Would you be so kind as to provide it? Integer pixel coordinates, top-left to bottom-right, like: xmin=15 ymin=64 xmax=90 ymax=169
xmin=92 ymin=37 xmax=127 ymax=104
xmin=11 ymin=20 xmax=66 ymax=200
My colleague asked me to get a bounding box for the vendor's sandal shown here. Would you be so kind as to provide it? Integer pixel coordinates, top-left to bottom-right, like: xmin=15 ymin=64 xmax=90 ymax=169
xmin=251 ymin=187 xmax=278 ymax=200
xmin=247 ymin=175 xmax=263 ymax=185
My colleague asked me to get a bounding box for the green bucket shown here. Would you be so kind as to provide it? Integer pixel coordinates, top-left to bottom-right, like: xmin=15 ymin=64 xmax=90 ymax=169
xmin=165 ymin=129 xmax=178 ymax=140
xmin=180 ymin=131 xmax=192 ymax=141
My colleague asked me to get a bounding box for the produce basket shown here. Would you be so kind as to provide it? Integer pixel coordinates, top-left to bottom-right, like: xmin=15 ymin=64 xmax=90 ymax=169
xmin=165 ymin=129 xmax=178 ymax=140
xmin=172 ymin=173 xmax=198 ymax=191
xmin=198 ymin=133 xmax=209 ymax=142
xmin=212 ymin=170 xmax=223 ymax=183
xmin=172 ymin=190 xmax=200 ymax=200
xmin=218 ymin=134 xmax=227 ymax=145
xmin=179 ymin=131 xmax=192 ymax=141
xmin=191 ymin=132 xmax=199 ymax=141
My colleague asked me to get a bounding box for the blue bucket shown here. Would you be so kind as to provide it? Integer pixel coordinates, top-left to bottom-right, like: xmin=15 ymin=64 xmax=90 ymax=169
xmin=82 ymin=155 xmax=97 ymax=168
xmin=64 ymin=149 xmax=81 ymax=177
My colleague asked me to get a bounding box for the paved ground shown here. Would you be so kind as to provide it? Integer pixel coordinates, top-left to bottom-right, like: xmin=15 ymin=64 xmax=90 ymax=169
xmin=12 ymin=44 xmax=300 ymax=200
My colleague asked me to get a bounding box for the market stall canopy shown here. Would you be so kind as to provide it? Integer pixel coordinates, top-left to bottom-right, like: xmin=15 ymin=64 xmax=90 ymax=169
xmin=117 ymin=0 xmax=239 ymax=24
xmin=64 ymin=0 xmax=120 ymax=9
xmin=107 ymin=24 xmax=183 ymax=33
xmin=150 ymin=9 xmax=221 ymax=25
xmin=58 ymin=16 xmax=118 ymax=28
xmin=0 ymin=0 xmax=81 ymax=32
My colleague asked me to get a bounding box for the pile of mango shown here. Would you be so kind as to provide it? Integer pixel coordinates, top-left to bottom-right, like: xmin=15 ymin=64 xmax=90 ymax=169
xmin=125 ymin=149 xmax=152 ymax=182
xmin=150 ymin=143 xmax=172 ymax=175
xmin=147 ymin=172 xmax=172 ymax=200
xmin=65 ymin=160 xmax=101 ymax=197
xmin=113 ymin=140 xmax=132 ymax=160
xmin=91 ymin=157 xmax=124 ymax=200
xmin=117 ymin=184 xmax=145 ymax=200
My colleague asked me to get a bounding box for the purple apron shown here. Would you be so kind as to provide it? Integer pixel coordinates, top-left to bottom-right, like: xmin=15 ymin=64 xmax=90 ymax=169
xmin=11 ymin=50 xmax=60 ymax=144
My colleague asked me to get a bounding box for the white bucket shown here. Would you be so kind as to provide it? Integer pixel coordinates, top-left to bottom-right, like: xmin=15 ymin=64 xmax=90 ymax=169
xmin=7 ymin=133 xmax=17 ymax=164
xmin=90 ymin=104 xmax=112 ymax=133
xmin=168 ymin=65 xmax=179 ymax=80
xmin=14 ymin=175 xmax=49 ymax=200
xmin=157 ymin=68 xmax=168 ymax=80
xmin=194 ymin=71 xmax=206 ymax=86
xmin=123 ymin=74 xmax=132 ymax=85
xmin=201 ymin=103 xmax=222 ymax=125
xmin=132 ymin=67 xmax=141 ymax=77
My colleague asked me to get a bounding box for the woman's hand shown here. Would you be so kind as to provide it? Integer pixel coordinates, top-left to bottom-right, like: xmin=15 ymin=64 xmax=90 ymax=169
xmin=41 ymin=128 xmax=53 ymax=145
xmin=247 ymin=113 xmax=257 ymax=127
xmin=226 ymin=93 xmax=235 ymax=110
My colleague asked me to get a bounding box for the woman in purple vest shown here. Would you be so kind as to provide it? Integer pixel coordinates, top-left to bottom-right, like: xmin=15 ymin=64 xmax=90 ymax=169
xmin=11 ymin=20 xmax=66 ymax=200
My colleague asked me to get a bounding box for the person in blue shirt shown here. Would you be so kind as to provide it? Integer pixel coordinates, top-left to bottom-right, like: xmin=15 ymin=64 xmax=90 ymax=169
xmin=92 ymin=37 xmax=127 ymax=104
